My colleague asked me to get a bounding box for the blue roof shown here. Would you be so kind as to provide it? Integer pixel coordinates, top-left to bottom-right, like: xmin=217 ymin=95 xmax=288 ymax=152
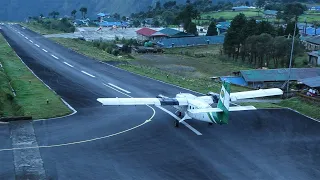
xmin=299 ymin=76 xmax=320 ymax=88
xmin=220 ymin=76 xmax=248 ymax=86
xmin=159 ymin=28 xmax=181 ymax=36
xmin=157 ymin=36 xmax=225 ymax=48
xmin=305 ymin=27 xmax=320 ymax=36
xmin=217 ymin=22 xmax=230 ymax=30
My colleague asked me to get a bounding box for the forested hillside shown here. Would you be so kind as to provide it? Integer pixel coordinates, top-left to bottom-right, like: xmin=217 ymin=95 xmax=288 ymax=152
xmin=0 ymin=0 xmax=251 ymax=21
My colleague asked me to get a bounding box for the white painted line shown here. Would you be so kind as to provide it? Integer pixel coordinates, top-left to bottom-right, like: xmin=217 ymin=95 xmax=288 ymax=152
xmin=35 ymin=44 xmax=40 ymax=47
xmin=108 ymin=83 xmax=131 ymax=94
xmin=42 ymin=49 xmax=48 ymax=52
xmin=51 ymin=54 xmax=59 ymax=59
xmin=81 ymin=71 xmax=95 ymax=78
xmin=25 ymin=37 xmax=28 ymax=39
xmin=63 ymin=62 xmax=74 ymax=68
xmin=156 ymin=106 xmax=202 ymax=135
xmin=29 ymin=40 xmax=33 ymax=43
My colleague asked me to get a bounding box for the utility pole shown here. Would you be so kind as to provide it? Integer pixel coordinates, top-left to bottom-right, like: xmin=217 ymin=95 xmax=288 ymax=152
xmin=286 ymin=21 xmax=297 ymax=98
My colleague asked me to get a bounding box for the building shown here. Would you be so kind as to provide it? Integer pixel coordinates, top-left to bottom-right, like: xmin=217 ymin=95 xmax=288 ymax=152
xmin=305 ymin=36 xmax=320 ymax=51
xmin=307 ymin=51 xmax=320 ymax=66
xmin=157 ymin=35 xmax=225 ymax=48
xmin=264 ymin=10 xmax=278 ymax=18
xmin=136 ymin=27 xmax=157 ymax=41
xmin=240 ymin=68 xmax=320 ymax=88
xmin=158 ymin=28 xmax=194 ymax=38
xmin=216 ymin=22 xmax=230 ymax=35
xmin=232 ymin=6 xmax=256 ymax=11
xmin=309 ymin=6 xmax=320 ymax=11
xmin=298 ymin=76 xmax=320 ymax=91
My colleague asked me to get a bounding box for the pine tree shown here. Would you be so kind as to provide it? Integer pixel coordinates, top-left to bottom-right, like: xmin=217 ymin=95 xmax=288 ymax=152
xmin=206 ymin=22 xmax=218 ymax=36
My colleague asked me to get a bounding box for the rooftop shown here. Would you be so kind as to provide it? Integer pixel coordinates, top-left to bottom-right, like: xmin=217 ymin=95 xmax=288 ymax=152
xmin=241 ymin=68 xmax=320 ymax=82
xmin=136 ymin=28 xmax=157 ymax=37
xmin=264 ymin=10 xmax=278 ymax=16
xmin=306 ymin=35 xmax=320 ymax=45
xmin=157 ymin=35 xmax=225 ymax=48
xmin=299 ymin=76 xmax=320 ymax=88
xmin=159 ymin=28 xmax=181 ymax=36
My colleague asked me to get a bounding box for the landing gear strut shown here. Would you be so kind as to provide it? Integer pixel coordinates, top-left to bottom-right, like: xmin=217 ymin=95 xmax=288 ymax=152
xmin=174 ymin=120 xmax=179 ymax=127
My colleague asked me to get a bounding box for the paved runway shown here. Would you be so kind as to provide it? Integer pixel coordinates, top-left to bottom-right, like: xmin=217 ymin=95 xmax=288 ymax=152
xmin=0 ymin=24 xmax=319 ymax=180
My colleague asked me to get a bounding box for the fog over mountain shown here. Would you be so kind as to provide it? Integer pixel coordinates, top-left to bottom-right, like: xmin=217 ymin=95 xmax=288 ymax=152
xmin=0 ymin=0 xmax=247 ymax=21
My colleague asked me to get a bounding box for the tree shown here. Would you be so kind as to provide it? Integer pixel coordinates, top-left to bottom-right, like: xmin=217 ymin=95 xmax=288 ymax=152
xmin=163 ymin=1 xmax=177 ymax=9
xmin=40 ymin=14 xmax=44 ymax=18
xmin=122 ymin=16 xmax=127 ymax=22
xmin=154 ymin=20 xmax=160 ymax=27
xmin=277 ymin=26 xmax=285 ymax=36
xmin=256 ymin=21 xmax=276 ymax=36
xmin=162 ymin=11 xmax=175 ymax=25
xmin=71 ymin=10 xmax=77 ymax=20
xmin=113 ymin=13 xmax=120 ymax=20
xmin=155 ymin=1 xmax=161 ymax=10
xmin=187 ymin=22 xmax=197 ymax=35
xmin=49 ymin=11 xmax=59 ymax=19
xmin=133 ymin=20 xmax=140 ymax=27
xmin=284 ymin=21 xmax=299 ymax=36
xmin=176 ymin=5 xmax=200 ymax=31
xmin=245 ymin=1 xmax=250 ymax=6
xmin=256 ymin=0 xmax=265 ymax=8
xmin=206 ymin=22 xmax=218 ymax=36
xmin=283 ymin=3 xmax=306 ymax=21
xmin=79 ymin=7 xmax=88 ymax=19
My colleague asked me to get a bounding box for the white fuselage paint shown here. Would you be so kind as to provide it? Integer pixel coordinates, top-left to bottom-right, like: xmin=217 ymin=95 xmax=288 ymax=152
xmin=174 ymin=93 xmax=215 ymax=123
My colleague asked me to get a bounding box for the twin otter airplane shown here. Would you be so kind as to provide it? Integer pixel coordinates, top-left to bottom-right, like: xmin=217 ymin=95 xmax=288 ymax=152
xmin=97 ymin=82 xmax=283 ymax=127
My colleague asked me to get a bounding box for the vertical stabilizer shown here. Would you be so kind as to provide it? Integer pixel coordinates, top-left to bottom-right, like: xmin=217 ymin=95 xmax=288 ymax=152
xmin=216 ymin=81 xmax=230 ymax=124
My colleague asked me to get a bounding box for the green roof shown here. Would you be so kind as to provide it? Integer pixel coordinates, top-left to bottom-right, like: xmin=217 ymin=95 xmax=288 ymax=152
xmin=159 ymin=28 xmax=194 ymax=37
xmin=240 ymin=68 xmax=320 ymax=82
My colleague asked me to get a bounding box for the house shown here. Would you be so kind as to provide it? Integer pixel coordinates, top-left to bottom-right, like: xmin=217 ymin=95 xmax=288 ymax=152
xmin=149 ymin=32 xmax=168 ymax=41
xmin=216 ymin=22 xmax=231 ymax=35
xmin=298 ymin=76 xmax=320 ymax=91
xmin=143 ymin=18 xmax=154 ymax=27
xmin=232 ymin=6 xmax=255 ymax=11
xmin=158 ymin=28 xmax=194 ymax=38
xmin=240 ymin=68 xmax=320 ymax=89
xmin=136 ymin=27 xmax=157 ymax=41
xmin=304 ymin=36 xmax=320 ymax=51
xmin=264 ymin=10 xmax=278 ymax=18
xmin=309 ymin=6 xmax=320 ymax=11
xmin=157 ymin=35 xmax=225 ymax=48
xmin=307 ymin=51 xmax=320 ymax=66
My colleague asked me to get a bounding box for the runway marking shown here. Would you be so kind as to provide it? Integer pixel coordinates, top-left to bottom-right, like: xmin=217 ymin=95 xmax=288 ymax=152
xmin=108 ymin=83 xmax=131 ymax=94
xmin=29 ymin=40 xmax=33 ymax=43
xmin=35 ymin=44 xmax=40 ymax=47
xmin=81 ymin=71 xmax=95 ymax=78
xmin=156 ymin=106 xmax=202 ymax=135
xmin=42 ymin=49 xmax=48 ymax=52
xmin=51 ymin=54 xmax=59 ymax=59
xmin=25 ymin=37 xmax=28 ymax=39
xmin=63 ymin=62 xmax=74 ymax=68
xmin=103 ymin=83 xmax=202 ymax=135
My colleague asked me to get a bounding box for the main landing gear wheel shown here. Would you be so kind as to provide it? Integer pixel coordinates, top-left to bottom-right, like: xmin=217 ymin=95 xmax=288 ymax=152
xmin=178 ymin=111 xmax=182 ymax=117
xmin=174 ymin=120 xmax=180 ymax=128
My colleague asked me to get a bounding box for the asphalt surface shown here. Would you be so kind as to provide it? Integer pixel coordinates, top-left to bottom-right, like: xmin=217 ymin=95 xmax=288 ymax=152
xmin=0 ymin=24 xmax=319 ymax=180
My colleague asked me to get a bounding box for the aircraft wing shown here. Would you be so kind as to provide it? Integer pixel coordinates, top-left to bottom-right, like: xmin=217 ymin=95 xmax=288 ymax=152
xmin=230 ymin=88 xmax=283 ymax=101
xmin=97 ymin=98 xmax=188 ymax=106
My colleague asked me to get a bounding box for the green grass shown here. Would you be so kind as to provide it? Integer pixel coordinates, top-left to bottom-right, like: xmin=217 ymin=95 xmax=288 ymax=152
xmin=278 ymin=97 xmax=320 ymax=120
xmin=201 ymin=10 xmax=262 ymax=20
xmin=50 ymin=38 xmax=130 ymax=62
xmin=0 ymin=34 xmax=71 ymax=119
xmin=119 ymin=64 xmax=249 ymax=93
xmin=299 ymin=13 xmax=320 ymax=23
xmin=0 ymin=69 xmax=17 ymax=117
xmin=20 ymin=22 xmax=64 ymax=35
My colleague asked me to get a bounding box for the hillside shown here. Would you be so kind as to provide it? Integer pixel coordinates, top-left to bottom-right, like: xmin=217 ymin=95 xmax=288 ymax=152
xmin=0 ymin=0 xmax=247 ymax=21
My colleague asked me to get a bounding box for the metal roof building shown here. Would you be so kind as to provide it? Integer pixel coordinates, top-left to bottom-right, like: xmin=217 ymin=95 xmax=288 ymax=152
xmin=240 ymin=68 xmax=320 ymax=82
xmin=298 ymin=76 xmax=320 ymax=88
xmin=157 ymin=35 xmax=225 ymax=48
xmin=158 ymin=28 xmax=194 ymax=38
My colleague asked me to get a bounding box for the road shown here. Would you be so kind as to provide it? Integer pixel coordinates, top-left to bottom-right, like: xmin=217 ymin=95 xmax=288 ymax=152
xmin=0 ymin=24 xmax=319 ymax=180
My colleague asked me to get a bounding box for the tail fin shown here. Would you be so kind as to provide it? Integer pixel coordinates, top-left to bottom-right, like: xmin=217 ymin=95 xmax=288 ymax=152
xmin=216 ymin=81 xmax=230 ymax=124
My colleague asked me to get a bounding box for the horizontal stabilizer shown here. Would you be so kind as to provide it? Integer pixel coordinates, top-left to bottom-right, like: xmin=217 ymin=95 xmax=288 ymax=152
xmin=229 ymin=106 xmax=256 ymax=111
xmin=188 ymin=108 xmax=223 ymax=114
xmin=230 ymin=88 xmax=283 ymax=101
